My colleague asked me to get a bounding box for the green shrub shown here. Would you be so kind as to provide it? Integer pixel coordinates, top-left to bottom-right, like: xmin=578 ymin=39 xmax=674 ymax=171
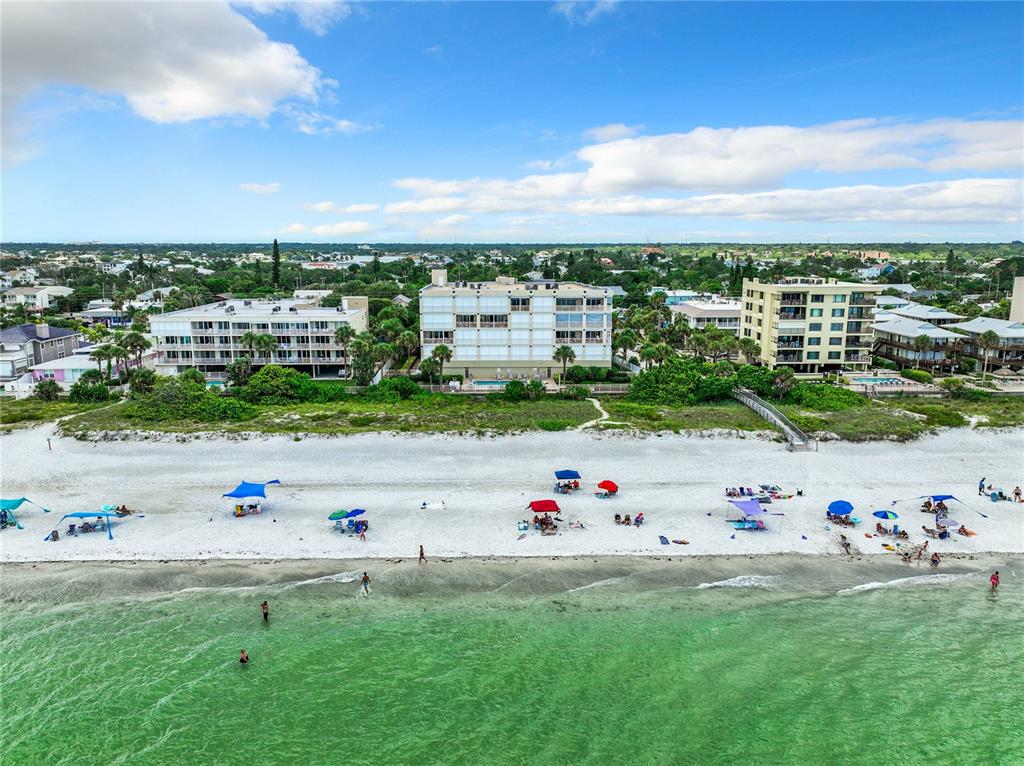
xmin=503 ymin=380 xmax=528 ymax=402
xmin=239 ymin=365 xmax=306 ymax=404
xmin=178 ymin=368 xmax=206 ymax=386
xmin=294 ymin=379 xmax=349 ymax=403
xmin=628 ymin=357 xmax=736 ymax=405
xmin=348 ymin=415 xmax=376 ymax=426
xmin=33 ymin=379 xmax=61 ymax=401
xmin=786 ymin=382 xmax=866 ymax=411
xmin=954 ymin=387 xmax=991 ymax=401
xmin=129 ymin=368 xmax=157 ymax=397
xmin=612 ymin=402 xmax=662 ymax=421
xmin=538 ymin=419 xmax=573 ymax=431
xmin=872 ymin=356 xmax=899 ymax=370
xmin=122 ymin=377 xmax=256 ymax=421
xmin=901 ymin=369 xmax=933 ymax=384
xmin=789 ymin=414 xmax=829 ymax=432
xmin=68 ymin=380 xmax=112 ymax=403
xmin=361 ymin=376 xmax=423 ymax=402
xmin=909 ymin=405 xmax=966 ymax=428
xmin=735 ymin=365 xmax=777 ymax=397
xmin=558 ymin=385 xmax=591 ymax=401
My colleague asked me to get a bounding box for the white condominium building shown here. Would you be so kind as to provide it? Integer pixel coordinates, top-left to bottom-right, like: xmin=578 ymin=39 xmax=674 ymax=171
xmin=150 ymin=297 xmax=368 ymax=379
xmin=419 ymin=269 xmax=613 ymax=379
xmin=740 ymin=277 xmax=883 ymax=374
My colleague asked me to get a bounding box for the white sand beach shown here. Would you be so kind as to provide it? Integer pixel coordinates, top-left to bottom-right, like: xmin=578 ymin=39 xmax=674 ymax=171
xmin=1 ymin=426 xmax=1022 ymax=562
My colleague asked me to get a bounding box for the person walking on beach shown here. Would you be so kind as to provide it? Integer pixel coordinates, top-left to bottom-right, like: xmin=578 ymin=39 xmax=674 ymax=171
xmin=990 ymin=571 xmax=1000 ymax=591
xmin=260 ymin=601 xmax=269 ymax=622
xmin=978 ymin=477 xmax=986 ymax=496
xmin=419 ymin=544 xmax=426 ymax=563
xmin=1013 ymin=486 xmax=1022 ymax=503
xmin=360 ymin=571 xmax=371 ymax=596
xmin=930 ymin=552 xmax=941 ymax=568
xmin=239 ymin=649 xmax=249 ymax=664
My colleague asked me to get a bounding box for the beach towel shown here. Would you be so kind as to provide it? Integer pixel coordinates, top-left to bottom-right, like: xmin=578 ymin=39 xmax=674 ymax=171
xmin=658 ymin=535 xmax=669 ymax=545
xmin=672 ymin=539 xmax=689 ymax=545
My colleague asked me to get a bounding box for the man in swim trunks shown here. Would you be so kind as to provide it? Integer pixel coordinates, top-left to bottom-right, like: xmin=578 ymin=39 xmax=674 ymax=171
xmin=261 ymin=601 xmax=269 ymax=622
xmin=990 ymin=571 xmax=1000 ymax=591
xmin=361 ymin=572 xmax=371 ymax=596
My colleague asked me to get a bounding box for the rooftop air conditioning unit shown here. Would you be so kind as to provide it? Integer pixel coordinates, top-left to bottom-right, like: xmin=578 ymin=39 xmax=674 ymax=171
xmin=272 ymin=306 xmax=281 ymax=312
xmin=288 ymin=306 xmax=298 ymax=313
xmin=243 ymin=300 xmax=252 ymax=306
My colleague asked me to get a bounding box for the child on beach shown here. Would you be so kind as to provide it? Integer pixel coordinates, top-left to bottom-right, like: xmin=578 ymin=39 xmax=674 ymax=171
xmin=990 ymin=571 xmax=1000 ymax=591
xmin=360 ymin=572 xmax=371 ymax=596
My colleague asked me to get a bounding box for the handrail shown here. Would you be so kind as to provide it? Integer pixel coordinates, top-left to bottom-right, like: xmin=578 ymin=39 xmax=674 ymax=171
xmin=732 ymin=387 xmax=817 ymax=451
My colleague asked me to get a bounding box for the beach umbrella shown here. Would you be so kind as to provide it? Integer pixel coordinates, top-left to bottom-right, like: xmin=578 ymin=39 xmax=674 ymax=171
xmin=344 ymin=509 xmax=367 ymax=519
xmin=872 ymin=510 xmax=899 ymax=520
xmin=828 ymin=500 xmax=854 ymax=515
xmin=554 ymin=469 xmax=581 ymax=480
xmin=597 ymin=480 xmax=618 ymax=493
xmin=328 ymin=510 xmax=348 ymax=521
xmin=529 ymin=499 xmax=560 ymax=513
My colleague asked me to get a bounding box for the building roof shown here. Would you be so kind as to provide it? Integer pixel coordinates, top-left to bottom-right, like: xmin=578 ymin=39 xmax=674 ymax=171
xmin=871 ymin=318 xmax=961 ymax=340
xmin=28 ymin=356 xmax=97 ymax=372
xmin=0 ymin=324 xmax=80 ymax=344
xmin=669 ymin=300 xmax=741 ymax=318
xmin=889 ymin=302 xmax=965 ymax=322
xmin=946 ymin=317 xmax=1024 ymax=339
xmin=150 ymin=298 xmax=365 ymax=321
xmin=1 ymin=286 xmax=48 ymax=296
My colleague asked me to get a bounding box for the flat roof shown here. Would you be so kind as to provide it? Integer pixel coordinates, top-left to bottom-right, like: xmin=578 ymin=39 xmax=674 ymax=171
xmin=151 ymin=298 xmax=364 ymax=321
xmin=871 ymin=318 xmax=962 ymax=340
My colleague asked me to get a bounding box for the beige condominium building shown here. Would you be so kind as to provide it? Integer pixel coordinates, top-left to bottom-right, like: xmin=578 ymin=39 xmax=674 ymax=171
xmin=150 ymin=297 xmax=368 ymax=380
xmin=740 ymin=277 xmax=883 ymax=374
xmin=419 ymin=269 xmax=613 ymax=380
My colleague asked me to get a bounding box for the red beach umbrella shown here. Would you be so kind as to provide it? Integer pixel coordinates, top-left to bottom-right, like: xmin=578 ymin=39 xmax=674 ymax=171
xmin=597 ymin=480 xmax=618 ymax=493
xmin=529 ymin=499 xmax=560 ymax=513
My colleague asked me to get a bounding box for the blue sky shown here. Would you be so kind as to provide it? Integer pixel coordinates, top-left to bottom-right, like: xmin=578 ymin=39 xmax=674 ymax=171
xmin=2 ymin=1 xmax=1022 ymax=243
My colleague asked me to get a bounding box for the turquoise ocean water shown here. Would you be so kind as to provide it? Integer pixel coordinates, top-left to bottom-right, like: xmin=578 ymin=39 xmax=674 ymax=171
xmin=2 ymin=563 xmax=1022 ymax=766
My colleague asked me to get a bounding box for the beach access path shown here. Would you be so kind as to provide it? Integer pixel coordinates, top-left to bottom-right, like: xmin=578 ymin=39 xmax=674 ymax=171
xmin=1 ymin=426 xmax=1022 ymax=562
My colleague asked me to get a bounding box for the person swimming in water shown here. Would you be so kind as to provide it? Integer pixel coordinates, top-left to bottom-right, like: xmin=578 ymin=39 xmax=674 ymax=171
xmin=260 ymin=601 xmax=269 ymax=622
xmin=239 ymin=649 xmax=249 ymax=664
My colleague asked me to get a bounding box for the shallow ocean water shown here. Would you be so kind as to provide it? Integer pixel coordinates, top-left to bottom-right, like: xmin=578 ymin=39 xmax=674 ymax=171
xmin=2 ymin=566 xmax=1022 ymax=766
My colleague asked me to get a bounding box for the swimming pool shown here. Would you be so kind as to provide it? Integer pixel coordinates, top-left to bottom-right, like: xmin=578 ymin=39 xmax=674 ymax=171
xmin=853 ymin=377 xmax=903 ymax=385
xmin=471 ymin=380 xmax=508 ymax=386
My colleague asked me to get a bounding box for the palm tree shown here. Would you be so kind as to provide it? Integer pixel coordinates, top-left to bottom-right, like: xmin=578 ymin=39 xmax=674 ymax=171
xmin=653 ymin=342 xmax=674 ymax=366
xmin=639 ymin=344 xmax=658 ymax=370
xmin=690 ymin=332 xmax=709 ymax=361
xmin=397 ymin=330 xmax=418 ymax=359
xmin=239 ymin=331 xmax=260 ymax=358
xmin=254 ymin=333 xmax=278 ymax=362
xmin=333 ymin=324 xmax=355 ymax=349
xmin=122 ymin=331 xmax=151 ymax=367
xmin=738 ymin=336 xmax=760 ymax=364
xmin=419 ymin=357 xmax=440 ymax=384
xmin=90 ymin=344 xmax=113 ymax=377
xmin=912 ymin=334 xmax=933 ymax=370
xmin=612 ymin=329 xmax=637 ymax=364
xmin=553 ymin=345 xmax=575 ymax=380
xmin=977 ymin=329 xmax=1000 ymax=381
xmin=85 ymin=324 xmax=111 ymax=344
xmin=667 ymin=315 xmax=692 ymax=353
xmin=108 ymin=344 xmax=130 ymax=379
xmin=431 ymin=344 xmax=453 ymax=381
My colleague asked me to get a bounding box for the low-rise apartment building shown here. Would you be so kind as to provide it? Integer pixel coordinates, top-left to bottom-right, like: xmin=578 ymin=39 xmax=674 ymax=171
xmin=945 ymin=317 xmax=1024 ymax=371
xmin=740 ymin=277 xmax=883 ymax=373
xmin=871 ymin=317 xmax=962 ymax=370
xmin=419 ymin=269 xmax=613 ymax=379
xmin=150 ymin=297 xmax=369 ymax=379
xmin=0 ymin=286 xmax=74 ymax=312
xmin=669 ymin=298 xmax=741 ymax=335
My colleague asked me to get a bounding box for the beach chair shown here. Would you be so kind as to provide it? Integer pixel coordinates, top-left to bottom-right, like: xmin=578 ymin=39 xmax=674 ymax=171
xmin=67 ymin=523 xmax=76 ymax=536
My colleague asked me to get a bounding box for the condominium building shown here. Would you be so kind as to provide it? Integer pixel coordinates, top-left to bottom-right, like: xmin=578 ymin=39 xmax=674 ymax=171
xmin=0 ymin=286 xmax=74 ymax=312
xmin=945 ymin=317 xmax=1024 ymax=371
xmin=669 ymin=298 xmax=741 ymax=335
xmin=418 ymin=269 xmax=613 ymax=379
xmin=740 ymin=277 xmax=883 ymax=373
xmin=150 ymin=297 xmax=368 ymax=379
xmin=871 ymin=317 xmax=962 ymax=371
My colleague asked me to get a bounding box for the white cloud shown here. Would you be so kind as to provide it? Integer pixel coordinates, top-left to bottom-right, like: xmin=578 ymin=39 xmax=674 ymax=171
xmin=281 ymin=222 xmax=308 ymax=233
xmin=423 ymin=45 xmax=443 ymax=56
xmin=240 ymin=182 xmax=281 ymax=194
xmin=553 ymin=1 xmax=619 ymax=26
xmin=2 ymin=1 xmax=328 ymax=164
xmin=303 ymin=201 xmax=380 ymax=213
xmin=435 ymin=214 xmax=472 ymax=227
xmin=583 ymin=123 xmax=642 ymax=142
xmin=239 ymin=1 xmax=352 ymax=36
xmin=285 ymin=108 xmax=382 ymax=135
xmin=311 ymin=221 xmax=375 ymax=236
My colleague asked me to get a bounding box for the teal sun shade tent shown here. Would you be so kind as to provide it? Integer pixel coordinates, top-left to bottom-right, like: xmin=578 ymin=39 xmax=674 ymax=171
xmin=1 ymin=497 xmax=50 ymax=530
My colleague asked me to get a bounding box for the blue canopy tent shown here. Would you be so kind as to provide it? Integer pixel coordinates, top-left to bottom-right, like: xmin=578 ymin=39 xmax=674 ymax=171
xmin=1 ymin=497 xmax=50 ymax=530
xmin=729 ymin=499 xmax=765 ymax=516
xmin=223 ymin=480 xmax=281 ymax=499
xmin=727 ymin=498 xmax=768 ymax=530
xmin=828 ymin=500 xmax=854 ymax=515
xmin=55 ymin=511 xmax=120 ymax=540
xmin=554 ymin=470 xmax=581 ymax=480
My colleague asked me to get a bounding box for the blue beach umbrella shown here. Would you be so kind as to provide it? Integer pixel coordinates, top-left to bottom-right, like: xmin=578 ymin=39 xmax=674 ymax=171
xmin=554 ymin=470 xmax=581 ymax=480
xmin=343 ymin=509 xmax=367 ymax=519
xmin=872 ymin=510 xmax=899 ymax=520
xmin=828 ymin=500 xmax=854 ymax=515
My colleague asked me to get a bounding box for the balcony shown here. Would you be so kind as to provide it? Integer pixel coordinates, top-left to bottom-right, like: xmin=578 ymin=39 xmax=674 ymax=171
xmin=775 ymin=352 xmax=802 ymax=363
xmin=844 ymin=354 xmax=871 ymax=364
xmin=777 ymin=341 xmax=804 ymax=349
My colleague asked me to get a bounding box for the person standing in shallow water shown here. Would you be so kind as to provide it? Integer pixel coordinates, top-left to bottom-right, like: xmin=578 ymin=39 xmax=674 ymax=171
xmin=419 ymin=545 xmax=426 ymax=563
xmin=260 ymin=601 xmax=269 ymax=622
xmin=360 ymin=572 xmax=371 ymax=596
xmin=239 ymin=649 xmax=249 ymax=664
xmin=990 ymin=571 xmax=1000 ymax=591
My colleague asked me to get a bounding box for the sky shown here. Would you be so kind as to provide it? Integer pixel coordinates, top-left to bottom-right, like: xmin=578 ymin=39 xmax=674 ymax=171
xmin=1 ymin=0 xmax=1022 ymax=244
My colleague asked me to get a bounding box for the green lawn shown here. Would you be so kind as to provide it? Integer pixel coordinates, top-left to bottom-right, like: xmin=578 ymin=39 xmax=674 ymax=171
xmin=0 ymin=398 xmax=108 ymax=432
xmin=59 ymin=395 xmax=598 ymax=437
xmin=604 ymin=400 xmax=773 ymax=434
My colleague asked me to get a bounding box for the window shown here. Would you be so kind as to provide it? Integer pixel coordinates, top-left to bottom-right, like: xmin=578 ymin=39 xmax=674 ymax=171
xmin=807 ymin=337 xmax=821 ymax=346
xmin=478 ymin=314 xmax=508 ymax=328
xmin=833 ymin=294 xmax=847 ymax=303
xmin=831 ymin=308 xmax=845 ymax=318
xmin=810 ymin=294 xmax=825 ymax=303
xmin=810 ymin=309 xmax=823 ymax=317
xmin=806 ymin=352 xmax=820 ymax=360
xmin=829 ymin=337 xmax=842 ymax=346
xmin=510 ymin=297 xmax=530 ymax=312
xmin=830 ymin=322 xmax=843 ymax=332
xmin=808 ymin=322 xmax=822 ymax=331
xmin=456 ymin=314 xmax=476 ymax=328
xmin=422 ymin=330 xmax=453 ymax=343
xmin=585 ymin=330 xmax=604 ymax=343
xmin=828 ymin=351 xmax=841 ymax=360
xmin=586 ymin=297 xmax=605 ymax=307
xmin=556 ymin=297 xmax=582 ymax=308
